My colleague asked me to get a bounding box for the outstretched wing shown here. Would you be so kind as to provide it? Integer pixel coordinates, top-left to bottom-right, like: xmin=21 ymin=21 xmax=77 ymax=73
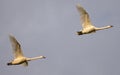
xmin=76 ymin=3 xmax=93 ymax=28
xmin=9 ymin=35 xmax=24 ymax=58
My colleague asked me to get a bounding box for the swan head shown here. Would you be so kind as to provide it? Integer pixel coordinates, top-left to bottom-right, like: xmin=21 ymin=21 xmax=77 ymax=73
xmin=107 ymin=25 xmax=113 ymax=28
xmin=76 ymin=31 xmax=83 ymax=35
xmin=109 ymin=25 xmax=113 ymax=27
xmin=41 ymin=56 xmax=46 ymax=59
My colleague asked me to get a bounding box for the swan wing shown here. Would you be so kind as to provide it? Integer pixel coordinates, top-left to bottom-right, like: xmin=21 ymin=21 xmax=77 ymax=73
xmin=76 ymin=3 xmax=93 ymax=28
xmin=9 ymin=35 xmax=24 ymax=58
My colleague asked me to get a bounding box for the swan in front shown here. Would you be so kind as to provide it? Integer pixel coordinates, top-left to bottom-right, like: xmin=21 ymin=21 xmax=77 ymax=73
xmin=76 ymin=3 xmax=113 ymax=35
xmin=7 ymin=35 xmax=46 ymax=66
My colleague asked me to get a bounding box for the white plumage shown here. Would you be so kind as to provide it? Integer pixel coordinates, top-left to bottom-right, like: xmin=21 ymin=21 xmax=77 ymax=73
xmin=76 ymin=3 xmax=113 ymax=35
xmin=7 ymin=35 xmax=46 ymax=66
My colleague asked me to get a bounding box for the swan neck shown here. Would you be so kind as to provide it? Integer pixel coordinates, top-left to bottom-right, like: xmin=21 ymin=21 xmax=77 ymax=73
xmin=26 ymin=56 xmax=45 ymax=61
xmin=96 ymin=26 xmax=112 ymax=30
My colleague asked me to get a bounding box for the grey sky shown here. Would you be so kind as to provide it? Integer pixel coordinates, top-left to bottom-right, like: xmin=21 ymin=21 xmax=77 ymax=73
xmin=0 ymin=0 xmax=120 ymax=75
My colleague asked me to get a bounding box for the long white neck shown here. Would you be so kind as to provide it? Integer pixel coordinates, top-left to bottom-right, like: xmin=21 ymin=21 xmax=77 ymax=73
xmin=26 ymin=56 xmax=45 ymax=61
xmin=95 ymin=25 xmax=113 ymax=30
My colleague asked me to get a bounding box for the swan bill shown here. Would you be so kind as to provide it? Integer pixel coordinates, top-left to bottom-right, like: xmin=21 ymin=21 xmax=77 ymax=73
xmin=109 ymin=25 xmax=113 ymax=28
xmin=42 ymin=56 xmax=46 ymax=59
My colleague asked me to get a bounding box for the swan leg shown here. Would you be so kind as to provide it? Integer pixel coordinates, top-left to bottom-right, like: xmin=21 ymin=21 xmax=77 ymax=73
xmin=77 ymin=31 xmax=83 ymax=35
xmin=21 ymin=61 xmax=28 ymax=66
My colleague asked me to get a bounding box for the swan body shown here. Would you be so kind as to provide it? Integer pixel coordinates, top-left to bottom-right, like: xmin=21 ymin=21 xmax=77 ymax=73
xmin=76 ymin=3 xmax=113 ymax=35
xmin=7 ymin=35 xmax=46 ymax=66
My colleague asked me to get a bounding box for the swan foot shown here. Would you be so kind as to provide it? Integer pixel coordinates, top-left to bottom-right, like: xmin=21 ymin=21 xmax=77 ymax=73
xmin=76 ymin=31 xmax=83 ymax=35
xmin=7 ymin=62 xmax=12 ymax=66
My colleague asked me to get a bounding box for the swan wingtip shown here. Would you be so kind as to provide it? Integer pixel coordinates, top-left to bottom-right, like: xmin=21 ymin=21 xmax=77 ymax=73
xmin=9 ymin=33 xmax=14 ymax=37
xmin=76 ymin=3 xmax=81 ymax=7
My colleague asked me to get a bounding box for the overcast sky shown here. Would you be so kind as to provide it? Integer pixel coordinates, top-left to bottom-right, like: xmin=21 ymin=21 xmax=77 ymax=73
xmin=0 ymin=0 xmax=120 ymax=75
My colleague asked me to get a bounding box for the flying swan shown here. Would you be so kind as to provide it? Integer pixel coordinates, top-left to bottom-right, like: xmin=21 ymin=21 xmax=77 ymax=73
xmin=76 ymin=3 xmax=113 ymax=35
xmin=7 ymin=35 xmax=46 ymax=66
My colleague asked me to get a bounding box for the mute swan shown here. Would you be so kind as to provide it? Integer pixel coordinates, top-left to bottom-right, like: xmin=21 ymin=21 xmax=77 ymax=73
xmin=76 ymin=3 xmax=113 ymax=35
xmin=7 ymin=35 xmax=46 ymax=66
